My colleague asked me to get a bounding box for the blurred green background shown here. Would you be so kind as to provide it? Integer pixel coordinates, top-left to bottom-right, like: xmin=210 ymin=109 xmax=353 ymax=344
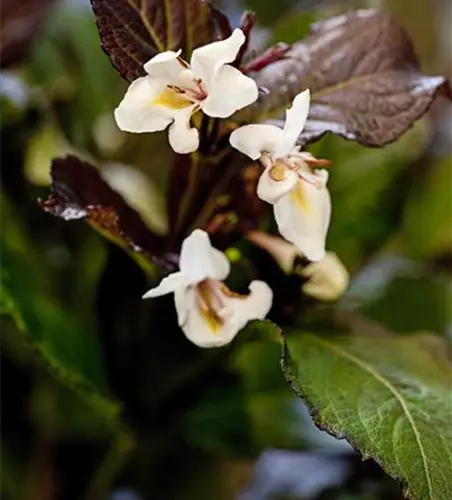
xmin=1 ymin=0 xmax=451 ymax=499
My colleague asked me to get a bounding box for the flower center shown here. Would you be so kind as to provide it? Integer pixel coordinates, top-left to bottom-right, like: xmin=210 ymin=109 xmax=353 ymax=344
xmin=264 ymin=151 xmax=328 ymax=190
xmin=169 ymin=77 xmax=208 ymax=103
xmin=194 ymin=280 xmax=247 ymax=333
xmin=269 ymin=161 xmax=287 ymax=181
xmin=153 ymin=88 xmax=194 ymax=109
xmin=153 ymin=68 xmax=208 ymax=111
xmin=195 ymin=279 xmax=225 ymax=333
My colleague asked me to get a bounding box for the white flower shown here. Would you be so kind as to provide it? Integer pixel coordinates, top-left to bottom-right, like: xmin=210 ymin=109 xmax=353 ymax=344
xmin=142 ymin=229 xmax=273 ymax=348
xmin=301 ymin=252 xmax=349 ymax=301
xmin=114 ymin=29 xmax=258 ymax=154
xmin=230 ymin=90 xmax=331 ymax=261
xmin=246 ymin=231 xmax=349 ymax=301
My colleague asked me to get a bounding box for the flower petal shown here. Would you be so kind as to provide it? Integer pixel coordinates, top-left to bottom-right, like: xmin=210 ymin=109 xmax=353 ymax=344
xmin=301 ymin=252 xmax=349 ymax=301
xmin=143 ymin=50 xmax=184 ymax=80
xmin=143 ymin=50 xmax=186 ymax=83
xmin=168 ymin=108 xmax=200 ymax=154
xmin=229 ymin=124 xmax=284 ymax=160
xmin=179 ymin=229 xmax=230 ymax=283
xmin=257 ymin=164 xmax=298 ymax=204
xmin=174 ymin=285 xmax=196 ymax=329
xmin=190 ymin=28 xmax=245 ymax=87
xmin=274 ymin=89 xmax=310 ymax=158
xmin=174 ymin=280 xmax=273 ymax=348
xmin=201 ymin=65 xmax=258 ymax=118
xmin=142 ymin=271 xmax=188 ymax=298
xmin=114 ymin=76 xmax=173 ymax=133
xmin=273 ymin=181 xmax=331 ymax=261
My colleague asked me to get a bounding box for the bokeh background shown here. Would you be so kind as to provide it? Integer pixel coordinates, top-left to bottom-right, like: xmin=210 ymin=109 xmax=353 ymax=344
xmin=1 ymin=0 xmax=451 ymax=499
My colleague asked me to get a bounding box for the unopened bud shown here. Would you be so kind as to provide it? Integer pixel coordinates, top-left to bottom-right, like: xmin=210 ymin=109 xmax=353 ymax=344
xmin=247 ymin=231 xmax=349 ymax=301
xmin=300 ymin=252 xmax=349 ymax=302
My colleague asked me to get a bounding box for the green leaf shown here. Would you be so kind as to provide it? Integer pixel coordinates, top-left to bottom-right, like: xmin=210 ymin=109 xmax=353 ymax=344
xmin=283 ymin=332 xmax=452 ymax=500
xmin=233 ymin=335 xmax=309 ymax=450
xmin=269 ymin=11 xmax=315 ymax=46
xmin=359 ymin=271 xmax=451 ymax=335
xmin=244 ymin=0 xmax=293 ymax=26
xmin=26 ymin=4 xmax=124 ymax=149
xmin=239 ymin=10 xmax=449 ymax=147
xmin=310 ymin=124 xmax=426 ymax=270
xmin=1 ymin=197 xmax=121 ymax=428
xmin=401 ymin=156 xmax=452 ymax=259
xmin=90 ymin=0 xmax=215 ymax=82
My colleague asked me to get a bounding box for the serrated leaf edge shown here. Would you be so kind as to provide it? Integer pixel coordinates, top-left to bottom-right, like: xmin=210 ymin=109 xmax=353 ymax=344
xmin=282 ymin=333 xmax=435 ymax=500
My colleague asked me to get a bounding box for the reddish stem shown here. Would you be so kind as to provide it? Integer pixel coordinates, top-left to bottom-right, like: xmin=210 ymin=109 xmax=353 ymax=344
xmin=206 ymin=1 xmax=233 ymax=39
xmin=242 ymin=42 xmax=290 ymax=73
xmin=233 ymin=11 xmax=255 ymax=67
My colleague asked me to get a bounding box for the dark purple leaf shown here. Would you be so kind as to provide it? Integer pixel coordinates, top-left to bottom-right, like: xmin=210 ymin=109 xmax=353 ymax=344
xmin=40 ymin=155 xmax=166 ymax=265
xmin=90 ymin=0 xmax=215 ymax=82
xmin=238 ymin=10 xmax=450 ymax=147
xmin=233 ymin=10 xmax=255 ymax=67
xmin=208 ymin=1 xmax=232 ymax=39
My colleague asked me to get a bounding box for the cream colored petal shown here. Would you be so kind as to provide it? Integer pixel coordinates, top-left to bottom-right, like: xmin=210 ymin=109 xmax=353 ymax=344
xmin=190 ymin=28 xmax=245 ymax=87
xmin=301 ymin=252 xmax=349 ymax=301
xmin=179 ymin=229 xmax=230 ymax=283
xmin=257 ymin=164 xmax=298 ymax=204
xmin=217 ymin=280 xmax=273 ymax=336
xmin=174 ymin=285 xmax=196 ymax=329
xmin=143 ymin=50 xmax=184 ymax=80
xmin=167 ymin=107 xmax=200 ymax=154
xmin=114 ymin=76 xmax=172 ymax=133
xmin=174 ymin=280 xmax=273 ymax=348
xmin=201 ymin=65 xmax=258 ymax=118
xmin=274 ymin=89 xmax=310 ymax=158
xmin=229 ymin=124 xmax=283 ymax=160
xmin=273 ymin=181 xmax=331 ymax=261
xmin=142 ymin=271 xmax=188 ymax=298
xmin=307 ymin=169 xmax=329 ymax=189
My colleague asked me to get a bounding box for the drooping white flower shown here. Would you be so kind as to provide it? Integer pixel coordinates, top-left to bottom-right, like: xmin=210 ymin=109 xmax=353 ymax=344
xmin=230 ymin=90 xmax=331 ymax=261
xmin=301 ymin=252 xmax=349 ymax=301
xmin=114 ymin=29 xmax=258 ymax=154
xmin=247 ymin=231 xmax=349 ymax=301
xmin=142 ymin=229 xmax=273 ymax=348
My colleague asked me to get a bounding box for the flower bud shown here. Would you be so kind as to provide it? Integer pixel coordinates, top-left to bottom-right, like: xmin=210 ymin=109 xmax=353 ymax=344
xmin=247 ymin=231 xmax=349 ymax=301
xmin=300 ymin=252 xmax=349 ymax=302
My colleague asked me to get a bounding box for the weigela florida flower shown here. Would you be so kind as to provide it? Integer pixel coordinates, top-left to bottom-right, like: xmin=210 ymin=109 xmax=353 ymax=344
xmin=142 ymin=229 xmax=273 ymax=348
xmin=247 ymin=231 xmax=349 ymax=301
xmin=300 ymin=252 xmax=349 ymax=302
xmin=114 ymin=29 xmax=258 ymax=154
xmin=230 ymin=90 xmax=331 ymax=262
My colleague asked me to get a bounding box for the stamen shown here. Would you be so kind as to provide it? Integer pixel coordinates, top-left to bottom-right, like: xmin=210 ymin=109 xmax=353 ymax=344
xmin=195 ymin=79 xmax=207 ymax=98
xmin=269 ymin=163 xmax=287 ymax=181
xmin=195 ymin=280 xmax=225 ymax=332
xmin=297 ymin=172 xmax=318 ymax=187
xmin=305 ymin=157 xmax=332 ymax=168
xmin=177 ymin=57 xmax=190 ymax=69
xmin=167 ymin=84 xmax=185 ymax=94
xmin=291 ymin=151 xmax=332 ymax=169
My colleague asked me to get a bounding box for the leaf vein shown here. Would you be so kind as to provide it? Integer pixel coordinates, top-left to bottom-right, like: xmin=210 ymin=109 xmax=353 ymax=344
xmin=310 ymin=335 xmax=434 ymax=500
